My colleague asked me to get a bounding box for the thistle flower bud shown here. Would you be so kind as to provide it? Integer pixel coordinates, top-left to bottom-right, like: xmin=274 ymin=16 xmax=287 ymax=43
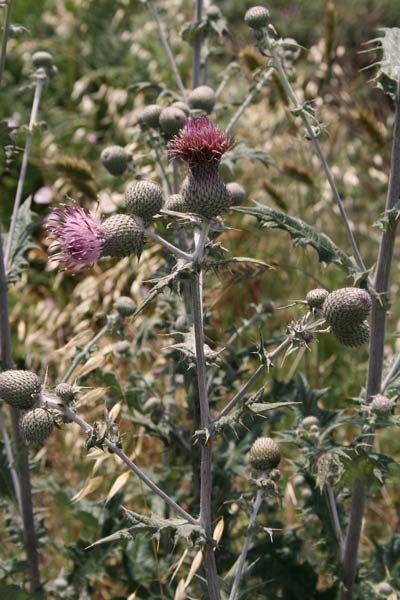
xmin=114 ymin=296 xmax=136 ymax=317
xmin=306 ymin=288 xmax=329 ymax=310
xmin=249 ymin=436 xmax=281 ymax=471
xmin=301 ymin=415 xmax=320 ymax=430
xmin=172 ymin=101 xmax=191 ymax=116
xmin=100 ymin=146 xmax=130 ymax=176
xmin=370 ymin=394 xmax=394 ymax=416
xmin=125 ymin=180 xmax=165 ymax=224
xmin=244 ymin=6 xmax=270 ymax=29
xmin=139 ymin=104 xmax=162 ymax=128
xmin=20 ymin=408 xmax=54 ymax=445
xmin=188 ymin=86 xmax=216 ymax=114
xmin=323 ymin=288 xmax=371 ymax=329
xmin=55 ymin=383 xmax=77 ymax=404
xmin=159 ymin=107 xmax=187 ymax=136
xmin=331 ymin=320 xmax=370 ymax=347
xmin=164 ymin=194 xmax=189 ymax=212
xmin=102 ymin=214 xmax=144 ymax=259
xmin=0 ymin=370 xmax=41 ymax=409
xmin=32 ymin=50 xmax=53 ymax=69
xmin=226 ymin=182 xmax=246 ymax=206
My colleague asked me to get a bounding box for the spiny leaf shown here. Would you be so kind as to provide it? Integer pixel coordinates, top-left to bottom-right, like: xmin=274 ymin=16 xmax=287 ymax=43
xmin=234 ymin=203 xmax=359 ymax=275
xmin=3 ymin=196 xmax=37 ymax=284
xmin=221 ymin=142 xmax=274 ymax=173
xmin=365 ymin=28 xmax=400 ymax=98
xmin=204 ymin=257 xmax=274 ymax=280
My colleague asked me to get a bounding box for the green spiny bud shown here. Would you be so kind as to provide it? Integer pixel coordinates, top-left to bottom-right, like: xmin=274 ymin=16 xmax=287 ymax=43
xmin=370 ymin=394 xmax=394 ymax=416
xmin=181 ymin=168 xmax=230 ymax=218
xmin=32 ymin=51 xmax=53 ymax=69
xmin=0 ymin=370 xmax=41 ymax=409
xmin=323 ymin=288 xmax=371 ymax=329
xmin=301 ymin=415 xmax=320 ymax=430
xmin=139 ymin=104 xmax=162 ymax=128
xmin=100 ymin=146 xmax=130 ymax=176
xmin=102 ymin=214 xmax=144 ymax=259
xmin=20 ymin=408 xmax=54 ymax=445
xmin=249 ymin=436 xmax=281 ymax=471
xmin=164 ymin=194 xmax=189 ymax=212
xmin=55 ymin=383 xmax=77 ymax=404
xmin=125 ymin=180 xmax=164 ymax=224
xmin=159 ymin=107 xmax=187 ymax=136
xmin=331 ymin=320 xmax=370 ymax=348
xmin=114 ymin=296 xmax=136 ymax=317
xmin=206 ymin=5 xmax=222 ymax=19
xmin=226 ymin=182 xmax=246 ymax=206
xmin=306 ymin=288 xmax=329 ymax=310
xmin=244 ymin=6 xmax=270 ymax=29
xmin=188 ymin=86 xmax=216 ymax=114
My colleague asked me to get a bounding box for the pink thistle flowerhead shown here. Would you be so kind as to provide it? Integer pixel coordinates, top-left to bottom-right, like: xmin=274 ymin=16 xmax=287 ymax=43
xmin=167 ymin=117 xmax=231 ymax=168
xmin=46 ymin=200 xmax=104 ymax=271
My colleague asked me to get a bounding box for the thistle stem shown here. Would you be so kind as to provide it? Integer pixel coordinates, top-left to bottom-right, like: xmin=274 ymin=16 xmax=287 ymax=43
xmin=0 ymin=0 xmax=14 ymax=87
xmin=147 ymin=0 xmax=187 ymax=101
xmin=225 ymin=68 xmax=274 ymax=135
xmin=60 ymin=323 xmax=109 ymax=384
xmin=381 ymin=352 xmax=400 ymax=392
xmin=4 ymin=75 xmax=45 ymax=269
xmin=145 ymin=229 xmax=193 ymax=261
xmin=0 ymin=231 xmax=41 ymax=592
xmin=0 ymin=409 xmax=22 ymax=514
xmin=340 ymin=80 xmax=400 ymax=600
xmin=326 ymin=484 xmax=345 ymax=562
xmin=46 ymin=401 xmax=198 ymax=526
xmin=228 ymin=490 xmax=263 ymax=600
xmin=191 ymin=0 xmax=204 ymax=89
xmin=262 ymin=32 xmax=366 ymax=274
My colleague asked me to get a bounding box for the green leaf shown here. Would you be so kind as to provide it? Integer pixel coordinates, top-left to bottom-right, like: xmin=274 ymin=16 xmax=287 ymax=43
xmin=366 ymin=28 xmax=400 ymax=98
xmin=234 ymin=203 xmax=359 ymax=275
xmin=221 ymin=142 xmax=274 ymax=173
xmin=3 ymin=196 xmax=37 ymax=284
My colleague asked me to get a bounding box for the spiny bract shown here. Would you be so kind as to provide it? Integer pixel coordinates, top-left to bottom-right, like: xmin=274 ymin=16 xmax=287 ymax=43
xmin=323 ymin=287 xmax=371 ymax=329
xmin=0 ymin=370 xmax=41 ymax=409
xmin=125 ymin=180 xmax=164 ymax=224
xmin=370 ymin=394 xmax=394 ymax=416
xmin=306 ymin=288 xmax=329 ymax=310
xmin=248 ymin=436 xmax=281 ymax=471
xmin=55 ymin=383 xmax=76 ymax=404
xmin=102 ymin=214 xmax=144 ymax=259
xmin=20 ymin=408 xmax=54 ymax=445
xmin=244 ymin=6 xmax=270 ymax=29
xmin=164 ymin=194 xmax=189 ymax=212
xmin=331 ymin=320 xmax=370 ymax=348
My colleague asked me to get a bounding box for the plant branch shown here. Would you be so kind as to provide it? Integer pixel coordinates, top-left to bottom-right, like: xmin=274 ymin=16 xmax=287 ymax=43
xmin=191 ymin=0 xmax=204 ymax=89
xmin=381 ymin=352 xmax=400 ymax=392
xmin=340 ymin=80 xmax=400 ymax=600
xmin=60 ymin=323 xmax=109 ymax=384
xmin=147 ymin=0 xmax=187 ymax=101
xmin=0 ymin=0 xmax=14 ymax=87
xmin=225 ymin=67 xmax=274 ymax=135
xmin=0 ymin=230 xmax=41 ymax=592
xmin=326 ymin=484 xmax=345 ymax=563
xmin=46 ymin=400 xmax=198 ymax=526
xmin=145 ymin=229 xmax=193 ymax=260
xmin=262 ymin=32 xmax=366 ymax=274
xmin=229 ymin=489 xmax=263 ymax=600
xmin=4 ymin=74 xmax=45 ymax=268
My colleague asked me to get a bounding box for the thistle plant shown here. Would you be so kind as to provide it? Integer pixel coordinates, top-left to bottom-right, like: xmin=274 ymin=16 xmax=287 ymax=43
xmin=1 ymin=2 xmax=400 ymax=600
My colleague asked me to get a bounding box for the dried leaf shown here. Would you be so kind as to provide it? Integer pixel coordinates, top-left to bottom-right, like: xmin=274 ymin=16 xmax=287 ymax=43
xmin=71 ymin=476 xmax=104 ymax=502
xmin=106 ymin=471 xmax=130 ymax=502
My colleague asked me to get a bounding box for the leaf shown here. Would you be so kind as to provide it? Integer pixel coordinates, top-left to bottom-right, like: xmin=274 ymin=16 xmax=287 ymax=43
xmin=106 ymin=471 xmax=130 ymax=503
xmin=204 ymin=257 xmax=274 ymax=279
xmin=134 ymin=262 xmax=193 ymax=317
xmin=366 ymin=28 xmax=400 ymax=98
xmin=221 ymin=142 xmax=274 ymax=173
xmin=3 ymin=196 xmax=37 ymax=283
xmin=234 ymin=203 xmax=359 ymax=275
xmin=71 ymin=476 xmax=104 ymax=502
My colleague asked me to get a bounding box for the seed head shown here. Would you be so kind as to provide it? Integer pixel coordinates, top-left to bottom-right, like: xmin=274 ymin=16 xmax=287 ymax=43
xmin=0 ymin=370 xmax=41 ymax=409
xmin=139 ymin=104 xmax=162 ymax=128
xmin=323 ymin=287 xmax=371 ymax=329
xmin=114 ymin=296 xmax=136 ymax=317
xmin=20 ymin=408 xmax=54 ymax=445
xmin=168 ymin=117 xmax=231 ymax=168
xmin=306 ymin=288 xmax=329 ymax=310
xmin=159 ymin=106 xmax=187 ymax=136
xmin=188 ymin=85 xmax=216 ymax=114
xmin=125 ymin=180 xmax=165 ymax=224
xmin=370 ymin=394 xmax=394 ymax=416
xmin=102 ymin=214 xmax=144 ymax=259
xmin=248 ymin=436 xmax=281 ymax=471
xmin=226 ymin=182 xmax=246 ymax=206
xmin=100 ymin=145 xmax=130 ymax=176
xmin=244 ymin=6 xmax=270 ymax=29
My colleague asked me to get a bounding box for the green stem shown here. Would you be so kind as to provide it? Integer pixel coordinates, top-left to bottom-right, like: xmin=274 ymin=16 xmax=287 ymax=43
xmin=0 ymin=0 xmax=14 ymax=86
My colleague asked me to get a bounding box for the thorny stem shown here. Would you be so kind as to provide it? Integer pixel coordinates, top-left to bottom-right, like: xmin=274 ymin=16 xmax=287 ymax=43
xmin=262 ymin=31 xmax=366 ymax=274
xmin=326 ymin=484 xmax=345 ymax=563
xmin=340 ymin=80 xmax=400 ymax=600
xmin=0 ymin=0 xmax=14 ymax=87
xmin=0 ymin=231 xmax=41 ymax=593
xmin=61 ymin=323 xmax=109 ymax=384
xmin=46 ymin=401 xmax=198 ymax=526
xmin=228 ymin=489 xmax=263 ymax=600
xmin=191 ymin=0 xmax=204 ymax=89
xmin=4 ymin=75 xmax=45 ymax=268
xmin=147 ymin=0 xmax=187 ymax=101
xmin=0 ymin=409 xmax=22 ymax=514
xmin=225 ymin=68 xmax=274 ymax=135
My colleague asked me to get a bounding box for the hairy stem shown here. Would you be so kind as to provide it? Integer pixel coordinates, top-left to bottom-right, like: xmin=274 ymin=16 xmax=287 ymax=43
xmin=147 ymin=0 xmax=187 ymax=101
xmin=46 ymin=401 xmax=198 ymax=525
xmin=225 ymin=68 xmax=274 ymax=135
xmin=0 ymin=231 xmax=41 ymax=592
xmin=191 ymin=0 xmax=203 ymax=89
xmin=4 ymin=75 xmax=45 ymax=268
xmin=262 ymin=32 xmax=366 ymax=274
xmin=229 ymin=490 xmax=263 ymax=600
xmin=340 ymin=80 xmax=400 ymax=600
xmin=0 ymin=0 xmax=14 ymax=87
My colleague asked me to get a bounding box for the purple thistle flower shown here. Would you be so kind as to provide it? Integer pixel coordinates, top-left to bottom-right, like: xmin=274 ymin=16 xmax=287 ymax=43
xmin=46 ymin=200 xmax=105 ymax=271
xmin=167 ymin=117 xmax=232 ymax=167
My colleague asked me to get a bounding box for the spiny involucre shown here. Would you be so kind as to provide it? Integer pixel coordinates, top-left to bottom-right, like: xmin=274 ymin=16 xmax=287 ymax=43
xmin=370 ymin=394 xmax=394 ymax=416
xmin=139 ymin=104 xmax=162 ymax=128
xmin=323 ymin=287 xmax=371 ymax=329
xmin=164 ymin=193 xmax=189 ymax=212
xmin=100 ymin=145 xmax=130 ymax=176
xmin=306 ymin=288 xmax=329 ymax=310
xmin=188 ymin=85 xmax=216 ymax=114
xmin=125 ymin=180 xmax=165 ymax=224
xmin=331 ymin=320 xmax=370 ymax=347
xmin=168 ymin=117 xmax=232 ymax=218
xmin=55 ymin=383 xmax=77 ymax=404
xmin=0 ymin=370 xmax=41 ymax=409
xmin=46 ymin=201 xmax=144 ymax=270
xmin=20 ymin=408 xmax=54 ymax=445
xmin=244 ymin=6 xmax=270 ymax=29
xmin=248 ymin=436 xmax=281 ymax=471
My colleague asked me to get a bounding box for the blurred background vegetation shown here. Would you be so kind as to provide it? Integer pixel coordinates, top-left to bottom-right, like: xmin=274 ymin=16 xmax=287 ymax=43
xmin=1 ymin=1 xmax=399 ymax=598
